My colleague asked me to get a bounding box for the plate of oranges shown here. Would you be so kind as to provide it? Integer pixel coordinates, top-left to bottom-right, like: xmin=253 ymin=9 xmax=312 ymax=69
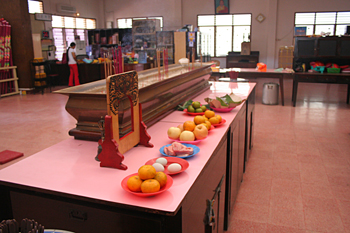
xmin=122 ymin=165 xmax=173 ymax=197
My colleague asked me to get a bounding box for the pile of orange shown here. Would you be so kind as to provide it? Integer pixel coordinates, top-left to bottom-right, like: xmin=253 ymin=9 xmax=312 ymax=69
xmin=127 ymin=165 xmax=168 ymax=193
xmin=204 ymin=110 xmax=222 ymax=125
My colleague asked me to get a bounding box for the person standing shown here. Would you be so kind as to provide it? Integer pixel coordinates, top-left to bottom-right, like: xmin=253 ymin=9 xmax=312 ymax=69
xmin=67 ymin=42 xmax=80 ymax=86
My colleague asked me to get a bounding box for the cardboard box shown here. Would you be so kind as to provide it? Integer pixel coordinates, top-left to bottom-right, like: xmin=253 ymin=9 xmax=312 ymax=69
xmin=241 ymin=42 xmax=251 ymax=55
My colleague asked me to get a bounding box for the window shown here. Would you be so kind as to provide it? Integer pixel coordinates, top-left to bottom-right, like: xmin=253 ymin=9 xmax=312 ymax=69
xmin=198 ymin=14 xmax=251 ymax=57
xmin=295 ymin=11 xmax=350 ymax=36
xmin=28 ymin=0 xmax=43 ymax=14
xmin=52 ymin=16 xmax=96 ymax=60
xmin=117 ymin=17 xmax=163 ymax=29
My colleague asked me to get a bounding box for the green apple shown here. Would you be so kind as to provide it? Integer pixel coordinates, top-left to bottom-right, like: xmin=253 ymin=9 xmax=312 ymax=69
xmin=192 ymin=101 xmax=201 ymax=109
xmin=187 ymin=105 xmax=195 ymax=112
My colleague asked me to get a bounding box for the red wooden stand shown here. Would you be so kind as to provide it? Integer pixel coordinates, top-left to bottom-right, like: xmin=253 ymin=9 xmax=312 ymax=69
xmin=98 ymin=115 xmax=127 ymax=170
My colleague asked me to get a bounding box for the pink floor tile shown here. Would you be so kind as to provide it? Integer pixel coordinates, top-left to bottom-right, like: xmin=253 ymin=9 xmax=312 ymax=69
xmin=266 ymin=224 xmax=307 ymax=233
xmin=240 ymin=178 xmax=272 ymax=193
xmin=249 ymin=149 xmax=274 ymax=160
xmin=273 ymin=152 xmax=298 ymax=162
xmin=297 ymin=154 xmax=324 ymax=164
xmin=302 ymin=196 xmax=340 ymax=215
xmin=337 ymin=200 xmax=350 ymax=225
xmin=271 ymin=179 xmax=301 ymax=195
xmin=227 ymin=219 xmax=267 ymax=233
xmin=270 ymin=191 xmax=303 ymax=210
xmin=322 ymin=156 xmax=349 ymax=167
xmin=233 ymin=202 xmax=269 ymax=223
xmin=301 ymin=183 xmax=334 ymax=198
xmin=327 ymin=174 xmax=350 ymax=187
xmin=332 ymin=185 xmax=350 ymax=201
xmin=324 ymin=165 xmax=350 ymax=176
xmin=274 ymin=144 xmax=298 ymax=154
xmin=304 ymin=209 xmax=345 ymax=232
xmin=268 ymin=207 xmax=305 ymax=229
xmin=236 ymin=187 xmax=271 ymax=206
xmin=273 ymin=160 xmax=300 ymax=172
xmin=300 ymin=171 xmax=330 ymax=186
xmin=272 ymin=170 xmax=301 ymax=182
xmin=298 ymin=162 xmax=326 ymax=173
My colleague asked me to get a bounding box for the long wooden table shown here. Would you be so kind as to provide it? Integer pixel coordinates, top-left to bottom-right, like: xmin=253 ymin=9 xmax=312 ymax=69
xmin=292 ymin=72 xmax=350 ymax=107
xmin=0 ymin=82 xmax=256 ymax=233
xmin=212 ymin=68 xmax=294 ymax=106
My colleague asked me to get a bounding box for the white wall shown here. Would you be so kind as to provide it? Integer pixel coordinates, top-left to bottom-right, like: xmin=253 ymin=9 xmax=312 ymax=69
xmin=68 ymin=0 xmax=350 ymax=68
xmin=42 ymin=0 xmax=104 ymax=28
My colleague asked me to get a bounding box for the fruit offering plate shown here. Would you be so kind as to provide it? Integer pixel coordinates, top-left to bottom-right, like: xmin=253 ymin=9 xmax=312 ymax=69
xmin=121 ymin=173 xmax=173 ymax=197
xmin=159 ymin=143 xmax=200 ymax=159
xmin=145 ymin=157 xmax=190 ymax=175
xmin=211 ymin=119 xmax=226 ymax=127
xmin=210 ymin=107 xmax=236 ymax=113
xmin=168 ymin=136 xmax=207 ymax=144
xmin=183 ymin=109 xmax=205 ymax=116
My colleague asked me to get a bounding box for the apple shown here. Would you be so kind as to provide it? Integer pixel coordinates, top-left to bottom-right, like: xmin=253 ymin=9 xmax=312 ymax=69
xmin=193 ymin=124 xmax=208 ymax=140
xmin=177 ymin=124 xmax=184 ymax=132
xmin=179 ymin=130 xmax=195 ymax=141
xmin=167 ymin=127 xmax=181 ymax=139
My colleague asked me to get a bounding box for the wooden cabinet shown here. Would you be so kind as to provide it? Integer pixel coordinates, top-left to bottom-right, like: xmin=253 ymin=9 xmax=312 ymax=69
xmin=182 ymin=137 xmax=227 ymax=233
xmin=224 ymin=102 xmax=247 ymax=230
xmin=293 ymin=36 xmax=350 ymax=71
xmin=226 ymin=51 xmax=259 ymax=68
xmin=245 ymin=87 xmax=255 ymax=165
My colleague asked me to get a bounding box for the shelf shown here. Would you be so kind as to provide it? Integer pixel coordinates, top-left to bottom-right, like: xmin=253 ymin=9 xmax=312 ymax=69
xmin=134 ymin=48 xmax=156 ymax=50
xmin=133 ymin=33 xmax=155 ymax=36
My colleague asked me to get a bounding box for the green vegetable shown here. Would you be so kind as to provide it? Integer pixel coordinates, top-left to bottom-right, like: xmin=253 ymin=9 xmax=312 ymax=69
xmin=224 ymin=94 xmax=234 ymax=104
xmin=216 ymin=97 xmax=228 ymax=107
xmin=177 ymin=99 xmax=193 ymax=111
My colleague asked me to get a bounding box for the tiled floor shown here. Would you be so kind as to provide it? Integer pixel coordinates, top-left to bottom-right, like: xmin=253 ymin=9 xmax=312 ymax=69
xmin=227 ymin=78 xmax=350 ymax=233
xmin=0 ymin=78 xmax=349 ymax=233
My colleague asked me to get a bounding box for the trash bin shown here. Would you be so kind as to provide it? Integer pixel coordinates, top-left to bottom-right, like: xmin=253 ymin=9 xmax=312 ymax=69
xmin=262 ymin=83 xmax=279 ymax=105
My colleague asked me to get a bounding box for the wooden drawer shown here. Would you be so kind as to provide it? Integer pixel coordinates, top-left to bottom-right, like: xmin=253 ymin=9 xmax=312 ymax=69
xmin=296 ymin=75 xmax=317 ymax=82
xmin=10 ymin=191 xmax=180 ymax=233
xmin=316 ymin=76 xmax=337 ymax=83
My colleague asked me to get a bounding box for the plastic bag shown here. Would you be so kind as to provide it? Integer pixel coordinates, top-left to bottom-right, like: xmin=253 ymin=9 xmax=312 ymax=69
xmin=256 ymin=62 xmax=266 ymax=72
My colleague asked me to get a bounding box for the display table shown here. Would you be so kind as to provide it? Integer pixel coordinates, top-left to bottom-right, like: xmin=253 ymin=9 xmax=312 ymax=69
xmin=0 ymin=82 xmax=256 ymax=233
xmin=211 ymin=68 xmax=294 ymax=106
xmin=292 ymin=72 xmax=350 ymax=106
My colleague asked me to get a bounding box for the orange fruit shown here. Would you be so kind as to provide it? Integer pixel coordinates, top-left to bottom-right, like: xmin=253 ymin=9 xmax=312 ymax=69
xmin=201 ymin=123 xmax=210 ymax=130
xmin=216 ymin=115 xmax=222 ymax=123
xmin=209 ymin=116 xmax=219 ymax=125
xmin=205 ymin=110 xmax=215 ymax=119
xmin=205 ymin=120 xmax=212 ymax=130
xmin=127 ymin=175 xmax=143 ymax=192
xmin=203 ymin=116 xmax=209 ymax=121
xmin=138 ymin=165 xmax=156 ymax=180
xmin=154 ymin=172 xmax=167 ymax=188
xmin=194 ymin=115 xmax=206 ymax=125
xmin=141 ymin=179 xmax=160 ymax=193
xmin=183 ymin=121 xmax=196 ymax=132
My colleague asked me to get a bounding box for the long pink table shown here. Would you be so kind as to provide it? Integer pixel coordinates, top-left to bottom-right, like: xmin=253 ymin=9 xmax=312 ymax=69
xmin=0 ymin=82 xmax=256 ymax=232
